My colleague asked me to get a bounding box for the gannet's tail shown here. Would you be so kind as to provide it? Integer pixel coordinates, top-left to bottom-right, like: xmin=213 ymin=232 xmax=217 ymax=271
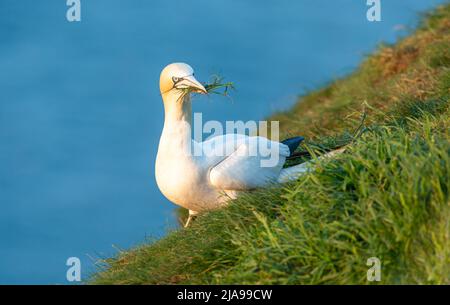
xmin=277 ymin=147 xmax=346 ymax=183
xmin=281 ymin=136 xmax=305 ymax=154
xmin=277 ymin=162 xmax=310 ymax=183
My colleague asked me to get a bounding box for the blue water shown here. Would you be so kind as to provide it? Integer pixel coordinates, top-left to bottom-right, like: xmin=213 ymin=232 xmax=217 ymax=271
xmin=0 ymin=0 xmax=446 ymax=284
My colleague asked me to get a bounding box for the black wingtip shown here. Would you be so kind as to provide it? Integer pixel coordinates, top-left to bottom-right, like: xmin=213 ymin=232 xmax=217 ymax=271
xmin=281 ymin=136 xmax=305 ymax=155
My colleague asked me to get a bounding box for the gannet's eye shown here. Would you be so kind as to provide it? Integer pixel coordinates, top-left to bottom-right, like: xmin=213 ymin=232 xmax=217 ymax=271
xmin=172 ymin=76 xmax=180 ymax=84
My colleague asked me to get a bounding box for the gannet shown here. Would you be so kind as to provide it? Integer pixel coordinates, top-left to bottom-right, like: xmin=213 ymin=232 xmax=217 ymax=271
xmin=155 ymin=63 xmax=323 ymax=227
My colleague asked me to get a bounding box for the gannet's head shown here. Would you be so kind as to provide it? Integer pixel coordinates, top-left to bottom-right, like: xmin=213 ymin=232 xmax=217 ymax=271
xmin=159 ymin=63 xmax=207 ymax=97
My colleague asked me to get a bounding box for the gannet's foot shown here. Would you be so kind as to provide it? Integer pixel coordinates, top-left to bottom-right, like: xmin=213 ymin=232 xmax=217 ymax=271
xmin=184 ymin=210 xmax=198 ymax=228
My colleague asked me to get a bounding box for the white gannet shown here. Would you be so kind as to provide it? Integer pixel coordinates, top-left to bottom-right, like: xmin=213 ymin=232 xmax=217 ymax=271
xmin=155 ymin=63 xmax=335 ymax=227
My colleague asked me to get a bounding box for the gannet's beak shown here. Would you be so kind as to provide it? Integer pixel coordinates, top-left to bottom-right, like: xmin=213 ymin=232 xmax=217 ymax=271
xmin=178 ymin=75 xmax=207 ymax=94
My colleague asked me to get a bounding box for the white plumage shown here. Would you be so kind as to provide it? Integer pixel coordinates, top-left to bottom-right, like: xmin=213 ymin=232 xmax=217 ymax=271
xmin=155 ymin=63 xmax=333 ymax=226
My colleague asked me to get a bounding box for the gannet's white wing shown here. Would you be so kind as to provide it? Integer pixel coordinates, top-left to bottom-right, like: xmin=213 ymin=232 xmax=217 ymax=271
xmin=200 ymin=134 xmax=247 ymax=156
xmin=196 ymin=133 xmax=248 ymax=167
xmin=209 ymin=136 xmax=290 ymax=190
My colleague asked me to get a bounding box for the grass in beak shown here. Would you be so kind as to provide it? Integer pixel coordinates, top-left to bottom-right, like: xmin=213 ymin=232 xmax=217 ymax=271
xmin=176 ymin=74 xmax=235 ymax=101
xmin=204 ymin=75 xmax=235 ymax=96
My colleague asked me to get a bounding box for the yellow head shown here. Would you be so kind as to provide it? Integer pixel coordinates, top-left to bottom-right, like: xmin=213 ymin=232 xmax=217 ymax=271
xmin=159 ymin=63 xmax=206 ymax=96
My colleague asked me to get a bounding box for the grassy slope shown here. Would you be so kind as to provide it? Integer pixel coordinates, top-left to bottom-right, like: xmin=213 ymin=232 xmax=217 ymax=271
xmin=92 ymin=5 xmax=450 ymax=284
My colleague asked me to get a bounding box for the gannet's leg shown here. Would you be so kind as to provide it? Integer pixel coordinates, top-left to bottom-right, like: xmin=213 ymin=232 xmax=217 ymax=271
xmin=184 ymin=215 xmax=193 ymax=228
xmin=184 ymin=210 xmax=198 ymax=228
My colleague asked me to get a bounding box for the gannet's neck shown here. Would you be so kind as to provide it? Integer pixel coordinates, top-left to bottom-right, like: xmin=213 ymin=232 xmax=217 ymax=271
xmin=159 ymin=91 xmax=193 ymax=156
xmin=162 ymin=90 xmax=192 ymax=125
